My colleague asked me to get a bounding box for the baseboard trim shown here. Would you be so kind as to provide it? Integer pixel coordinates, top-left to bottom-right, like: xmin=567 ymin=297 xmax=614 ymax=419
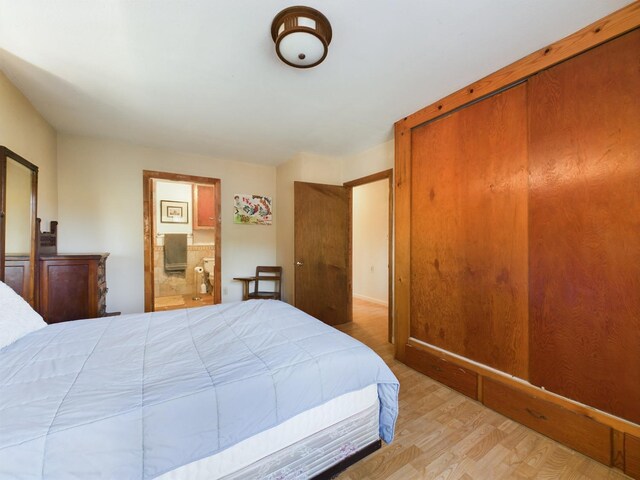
xmin=353 ymin=293 xmax=388 ymax=307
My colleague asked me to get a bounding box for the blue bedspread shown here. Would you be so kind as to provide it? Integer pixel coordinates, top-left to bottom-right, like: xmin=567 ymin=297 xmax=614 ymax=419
xmin=0 ymin=300 xmax=399 ymax=479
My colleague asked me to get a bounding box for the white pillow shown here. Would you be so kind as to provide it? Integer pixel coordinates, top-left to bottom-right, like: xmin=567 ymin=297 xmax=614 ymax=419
xmin=0 ymin=280 xmax=47 ymax=349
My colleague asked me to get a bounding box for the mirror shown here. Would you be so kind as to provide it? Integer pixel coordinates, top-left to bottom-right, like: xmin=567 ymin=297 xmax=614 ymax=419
xmin=6 ymin=160 xmax=33 ymax=255
xmin=0 ymin=146 xmax=38 ymax=306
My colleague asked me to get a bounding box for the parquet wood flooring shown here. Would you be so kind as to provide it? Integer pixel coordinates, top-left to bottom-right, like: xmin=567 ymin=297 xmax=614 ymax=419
xmin=335 ymin=299 xmax=629 ymax=480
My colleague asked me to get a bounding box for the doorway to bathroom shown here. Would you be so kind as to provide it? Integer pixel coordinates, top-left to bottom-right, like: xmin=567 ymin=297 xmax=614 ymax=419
xmin=142 ymin=170 xmax=221 ymax=312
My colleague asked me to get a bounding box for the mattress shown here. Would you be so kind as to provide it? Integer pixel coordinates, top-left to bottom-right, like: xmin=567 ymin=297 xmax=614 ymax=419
xmin=160 ymin=384 xmax=378 ymax=479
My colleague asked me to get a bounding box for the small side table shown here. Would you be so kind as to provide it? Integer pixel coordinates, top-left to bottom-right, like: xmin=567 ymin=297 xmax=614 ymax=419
xmin=233 ymin=276 xmax=257 ymax=300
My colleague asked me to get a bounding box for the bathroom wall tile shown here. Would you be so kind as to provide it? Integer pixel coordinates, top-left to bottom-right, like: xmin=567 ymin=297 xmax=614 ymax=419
xmin=154 ymin=244 xmax=215 ymax=297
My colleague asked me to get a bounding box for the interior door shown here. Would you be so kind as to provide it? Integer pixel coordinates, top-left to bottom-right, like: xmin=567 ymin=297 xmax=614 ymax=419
xmin=294 ymin=181 xmax=351 ymax=325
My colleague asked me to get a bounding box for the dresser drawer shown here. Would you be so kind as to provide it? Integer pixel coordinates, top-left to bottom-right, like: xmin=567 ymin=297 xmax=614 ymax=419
xmin=483 ymin=377 xmax=611 ymax=464
xmin=405 ymin=344 xmax=478 ymax=399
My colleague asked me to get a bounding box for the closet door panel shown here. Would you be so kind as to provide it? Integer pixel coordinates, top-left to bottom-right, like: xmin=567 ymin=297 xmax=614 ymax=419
xmin=410 ymin=84 xmax=529 ymax=378
xmin=528 ymin=29 xmax=640 ymax=423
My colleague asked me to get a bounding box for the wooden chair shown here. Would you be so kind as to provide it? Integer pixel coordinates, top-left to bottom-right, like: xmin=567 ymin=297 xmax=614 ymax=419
xmin=233 ymin=266 xmax=282 ymax=300
xmin=246 ymin=266 xmax=282 ymax=300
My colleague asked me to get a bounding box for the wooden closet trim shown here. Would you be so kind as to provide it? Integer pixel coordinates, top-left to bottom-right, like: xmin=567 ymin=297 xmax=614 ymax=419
xmin=394 ymin=125 xmax=411 ymax=361
xmin=406 ymin=338 xmax=640 ymax=438
xmin=396 ymin=2 xmax=640 ymax=131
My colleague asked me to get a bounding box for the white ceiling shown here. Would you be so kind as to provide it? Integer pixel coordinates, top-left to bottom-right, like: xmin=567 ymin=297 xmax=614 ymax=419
xmin=0 ymin=1 xmax=631 ymax=166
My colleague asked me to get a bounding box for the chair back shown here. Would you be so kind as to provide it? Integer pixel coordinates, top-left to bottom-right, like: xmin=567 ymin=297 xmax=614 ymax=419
xmin=254 ymin=266 xmax=282 ymax=299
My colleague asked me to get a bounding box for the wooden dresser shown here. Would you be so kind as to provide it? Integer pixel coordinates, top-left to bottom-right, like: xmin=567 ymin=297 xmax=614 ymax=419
xmin=39 ymin=253 xmax=109 ymax=324
xmin=4 ymin=255 xmax=32 ymax=299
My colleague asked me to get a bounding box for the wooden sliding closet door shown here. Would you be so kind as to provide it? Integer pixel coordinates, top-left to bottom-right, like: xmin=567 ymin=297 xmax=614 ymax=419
xmin=528 ymin=29 xmax=640 ymax=423
xmin=410 ymin=84 xmax=529 ymax=378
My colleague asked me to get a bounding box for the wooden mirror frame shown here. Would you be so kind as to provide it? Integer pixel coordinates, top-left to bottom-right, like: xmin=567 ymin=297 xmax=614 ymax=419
xmin=0 ymin=146 xmax=39 ymax=306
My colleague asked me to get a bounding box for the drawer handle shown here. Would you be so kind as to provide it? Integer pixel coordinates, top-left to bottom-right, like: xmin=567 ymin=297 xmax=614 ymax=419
xmin=526 ymin=408 xmax=548 ymax=421
xmin=431 ymin=365 xmax=443 ymax=372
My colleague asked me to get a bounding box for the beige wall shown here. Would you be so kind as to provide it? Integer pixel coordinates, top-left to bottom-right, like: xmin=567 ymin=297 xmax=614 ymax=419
xmin=57 ymin=134 xmax=277 ymax=314
xmin=275 ymin=141 xmax=394 ymax=305
xmin=342 ymin=140 xmax=393 ymax=183
xmin=1 ymin=69 xmax=395 ymax=313
xmin=353 ymin=179 xmax=389 ymax=304
xmin=0 ymin=71 xmax=57 ymax=226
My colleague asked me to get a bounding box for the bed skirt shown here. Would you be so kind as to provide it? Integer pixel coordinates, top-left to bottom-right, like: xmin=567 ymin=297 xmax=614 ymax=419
xmin=223 ymin=402 xmax=380 ymax=479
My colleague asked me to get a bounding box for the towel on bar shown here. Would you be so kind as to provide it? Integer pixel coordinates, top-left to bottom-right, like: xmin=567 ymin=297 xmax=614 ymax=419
xmin=164 ymin=234 xmax=187 ymax=272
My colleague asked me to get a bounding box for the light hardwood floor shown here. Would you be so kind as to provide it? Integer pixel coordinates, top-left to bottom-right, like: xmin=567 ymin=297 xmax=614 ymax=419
xmin=335 ymin=298 xmax=629 ymax=480
xmin=154 ymin=293 xmax=214 ymax=311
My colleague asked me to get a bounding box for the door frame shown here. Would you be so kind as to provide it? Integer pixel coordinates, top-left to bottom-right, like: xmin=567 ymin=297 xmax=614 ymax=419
xmin=142 ymin=170 xmax=221 ymax=312
xmin=344 ymin=169 xmax=394 ymax=343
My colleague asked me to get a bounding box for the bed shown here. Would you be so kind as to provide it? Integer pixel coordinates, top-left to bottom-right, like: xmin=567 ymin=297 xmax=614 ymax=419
xmin=0 ymin=283 xmax=399 ymax=479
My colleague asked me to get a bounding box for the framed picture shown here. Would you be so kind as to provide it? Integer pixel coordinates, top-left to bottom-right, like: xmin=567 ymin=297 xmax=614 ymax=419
xmin=233 ymin=194 xmax=272 ymax=225
xmin=160 ymin=200 xmax=189 ymax=224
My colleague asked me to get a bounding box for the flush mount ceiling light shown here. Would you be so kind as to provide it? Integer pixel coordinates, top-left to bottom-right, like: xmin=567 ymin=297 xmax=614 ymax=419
xmin=271 ymin=6 xmax=332 ymax=69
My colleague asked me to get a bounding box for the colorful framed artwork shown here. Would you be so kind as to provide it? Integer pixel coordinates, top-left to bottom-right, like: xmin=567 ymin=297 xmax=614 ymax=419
xmin=160 ymin=200 xmax=189 ymax=224
xmin=234 ymin=194 xmax=272 ymax=225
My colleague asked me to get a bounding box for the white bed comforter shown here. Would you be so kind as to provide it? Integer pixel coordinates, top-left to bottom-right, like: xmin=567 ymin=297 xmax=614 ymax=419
xmin=0 ymin=300 xmax=399 ymax=479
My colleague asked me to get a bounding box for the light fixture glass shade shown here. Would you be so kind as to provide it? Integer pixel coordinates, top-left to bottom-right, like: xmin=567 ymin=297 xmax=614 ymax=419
xmin=278 ymin=32 xmax=325 ymax=67
xmin=271 ymin=6 xmax=332 ymax=69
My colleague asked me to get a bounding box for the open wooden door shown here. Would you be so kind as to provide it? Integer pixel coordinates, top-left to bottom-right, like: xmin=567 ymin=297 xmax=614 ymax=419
xmin=294 ymin=181 xmax=351 ymax=325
